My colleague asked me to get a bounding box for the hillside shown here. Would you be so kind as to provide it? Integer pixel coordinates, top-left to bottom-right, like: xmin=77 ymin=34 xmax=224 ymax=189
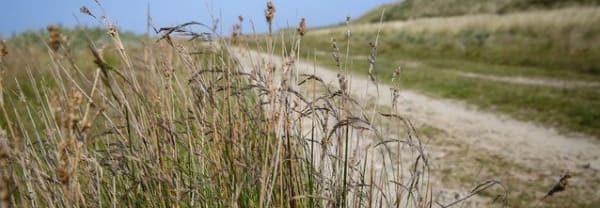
xmin=299 ymin=5 xmax=600 ymax=138
xmin=357 ymin=0 xmax=600 ymax=23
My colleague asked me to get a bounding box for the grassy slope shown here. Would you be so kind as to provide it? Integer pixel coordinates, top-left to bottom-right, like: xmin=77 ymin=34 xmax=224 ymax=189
xmin=357 ymin=0 xmax=600 ymax=23
xmin=340 ymin=7 xmax=600 ymax=74
xmin=296 ymin=6 xmax=600 ymax=137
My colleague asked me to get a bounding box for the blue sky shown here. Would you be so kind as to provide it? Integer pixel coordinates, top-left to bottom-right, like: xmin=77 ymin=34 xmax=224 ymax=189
xmin=0 ymin=0 xmax=397 ymax=37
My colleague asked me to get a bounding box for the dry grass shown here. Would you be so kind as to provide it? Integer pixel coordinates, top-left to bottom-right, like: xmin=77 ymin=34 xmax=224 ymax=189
xmin=0 ymin=5 xmax=394 ymax=208
xmin=0 ymin=39 xmax=7 ymax=63
xmin=0 ymin=1 xmax=518 ymax=207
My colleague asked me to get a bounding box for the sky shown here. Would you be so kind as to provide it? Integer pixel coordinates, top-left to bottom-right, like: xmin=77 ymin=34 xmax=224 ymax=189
xmin=0 ymin=0 xmax=397 ymax=38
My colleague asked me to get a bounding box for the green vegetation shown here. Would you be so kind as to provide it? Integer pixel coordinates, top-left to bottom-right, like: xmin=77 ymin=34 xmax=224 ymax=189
xmin=322 ymin=7 xmax=600 ymax=74
xmin=297 ymin=33 xmax=600 ymax=137
xmin=2 ymin=26 xmax=141 ymax=91
xmin=294 ymin=4 xmax=600 ymax=137
xmin=8 ymin=26 xmax=140 ymax=49
xmin=357 ymin=0 xmax=600 ymax=22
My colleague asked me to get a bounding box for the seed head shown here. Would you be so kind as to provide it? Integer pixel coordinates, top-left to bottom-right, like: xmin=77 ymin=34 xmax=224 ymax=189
xmin=345 ymin=16 xmax=351 ymax=38
xmin=297 ymin=18 xmax=306 ymax=37
xmin=367 ymin=41 xmax=377 ymax=82
xmin=337 ymin=73 xmax=347 ymax=94
xmin=47 ymin=25 xmax=61 ymax=51
xmin=392 ymin=66 xmax=401 ymax=83
xmin=79 ymin=6 xmax=96 ymax=18
xmin=265 ymin=1 xmax=276 ymax=23
xmin=0 ymin=40 xmax=7 ymax=60
xmin=108 ymin=24 xmax=118 ymax=37
xmin=231 ymin=24 xmax=242 ymax=44
xmin=331 ymin=38 xmax=340 ymax=67
xmin=265 ymin=1 xmax=276 ymax=34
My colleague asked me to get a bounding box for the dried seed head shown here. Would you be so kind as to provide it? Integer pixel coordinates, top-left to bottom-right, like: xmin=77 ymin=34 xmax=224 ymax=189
xmin=0 ymin=40 xmax=6 ymax=55
xmin=297 ymin=18 xmax=306 ymax=37
xmin=331 ymin=38 xmax=340 ymax=67
xmin=56 ymin=165 xmax=71 ymax=185
xmin=57 ymin=136 xmax=75 ymax=186
xmin=0 ymin=40 xmax=7 ymax=62
xmin=79 ymin=6 xmax=96 ymax=18
xmin=391 ymin=88 xmax=400 ymax=108
xmin=345 ymin=16 xmax=351 ymax=38
xmin=367 ymin=41 xmax=378 ymax=82
xmin=265 ymin=1 xmax=276 ymax=34
xmin=265 ymin=1 xmax=276 ymax=22
xmin=337 ymin=73 xmax=347 ymax=94
xmin=47 ymin=24 xmax=58 ymax=32
xmin=56 ymin=130 xmax=82 ymax=202
xmin=62 ymin=90 xmax=83 ymax=130
xmin=392 ymin=66 xmax=401 ymax=82
xmin=238 ymin=15 xmax=244 ymax=22
xmin=47 ymin=25 xmax=61 ymax=51
xmin=108 ymin=24 xmax=118 ymax=37
xmin=231 ymin=24 xmax=242 ymax=44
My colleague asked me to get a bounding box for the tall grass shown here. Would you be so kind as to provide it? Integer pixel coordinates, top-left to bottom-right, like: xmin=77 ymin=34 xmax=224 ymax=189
xmin=0 ymin=2 xmax=510 ymax=207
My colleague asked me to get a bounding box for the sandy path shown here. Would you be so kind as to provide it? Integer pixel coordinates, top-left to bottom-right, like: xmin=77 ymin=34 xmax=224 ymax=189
xmin=236 ymin=48 xmax=600 ymax=170
xmin=230 ymin=46 xmax=600 ymax=206
xmin=458 ymin=72 xmax=600 ymax=89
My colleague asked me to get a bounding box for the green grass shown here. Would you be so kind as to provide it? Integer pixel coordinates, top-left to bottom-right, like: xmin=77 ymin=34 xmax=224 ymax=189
xmin=287 ymin=30 xmax=600 ymax=137
xmin=401 ymin=67 xmax=600 ymax=136
xmin=357 ymin=0 xmax=600 ymax=23
xmin=287 ymin=6 xmax=600 ymax=138
xmin=319 ymin=7 xmax=600 ymax=74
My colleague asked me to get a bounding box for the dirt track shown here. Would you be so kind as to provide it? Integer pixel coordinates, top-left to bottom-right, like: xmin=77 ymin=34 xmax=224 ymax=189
xmin=458 ymin=72 xmax=600 ymax=89
xmin=231 ymin=46 xmax=600 ymax=206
